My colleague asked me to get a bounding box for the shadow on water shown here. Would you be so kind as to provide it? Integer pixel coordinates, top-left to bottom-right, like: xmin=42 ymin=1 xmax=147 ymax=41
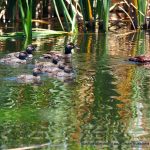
xmin=0 ymin=31 xmax=150 ymax=149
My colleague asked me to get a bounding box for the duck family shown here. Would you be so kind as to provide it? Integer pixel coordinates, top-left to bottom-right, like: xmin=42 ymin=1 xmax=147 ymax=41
xmin=1 ymin=43 xmax=78 ymax=84
xmin=33 ymin=42 xmax=78 ymax=82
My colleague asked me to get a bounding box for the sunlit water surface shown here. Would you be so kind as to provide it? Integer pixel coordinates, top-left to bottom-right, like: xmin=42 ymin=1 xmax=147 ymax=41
xmin=0 ymin=31 xmax=150 ymax=150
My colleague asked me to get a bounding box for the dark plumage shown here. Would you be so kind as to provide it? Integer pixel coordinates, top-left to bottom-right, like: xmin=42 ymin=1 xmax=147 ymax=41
xmin=33 ymin=43 xmax=79 ymax=82
xmin=26 ymin=44 xmax=37 ymax=54
xmin=18 ymin=44 xmax=37 ymax=60
xmin=64 ymin=42 xmax=75 ymax=54
xmin=0 ymin=44 xmax=37 ymax=65
xmin=42 ymin=43 xmax=79 ymax=64
xmin=33 ymin=68 xmax=42 ymax=76
xmin=18 ymin=52 xmax=28 ymax=60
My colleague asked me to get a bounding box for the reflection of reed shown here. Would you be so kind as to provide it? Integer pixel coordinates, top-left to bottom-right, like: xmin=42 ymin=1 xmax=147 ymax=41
xmin=75 ymin=34 xmax=132 ymax=148
xmin=125 ymin=32 xmax=150 ymax=144
xmin=112 ymin=66 xmax=134 ymax=130
xmin=69 ymin=34 xmax=96 ymax=145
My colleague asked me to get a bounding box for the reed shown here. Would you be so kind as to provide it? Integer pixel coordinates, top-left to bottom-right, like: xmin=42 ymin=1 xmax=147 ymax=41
xmin=137 ymin=0 xmax=147 ymax=27
xmin=101 ymin=0 xmax=110 ymax=32
xmin=130 ymin=0 xmax=147 ymax=28
xmin=52 ymin=0 xmax=65 ymax=30
xmin=52 ymin=0 xmax=78 ymax=33
xmin=18 ymin=0 xmax=32 ymax=39
xmin=2 ymin=0 xmax=150 ymax=34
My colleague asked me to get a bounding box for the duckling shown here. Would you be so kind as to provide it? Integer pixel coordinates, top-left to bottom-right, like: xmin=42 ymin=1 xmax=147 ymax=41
xmin=18 ymin=44 xmax=37 ymax=60
xmin=35 ymin=61 xmax=57 ymax=73
xmin=0 ymin=52 xmax=27 ymax=65
xmin=129 ymin=55 xmax=150 ymax=63
xmin=18 ymin=51 xmax=28 ymax=60
xmin=34 ymin=60 xmax=75 ymax=81
xmin=17 ymin=69 xmax=41 ymax=84
xmin=26 ymin=44 xmax=37 ymax=54
xmin=4 ymin=44 xmax=36 ymax=59
xmin=34 ymin=43 xmax=78 ymax=81
xmin=64 ymin=65 xmax=73 ymax=73
xmin=47 ymin=68 xmax=75 ymax=82
xmin=0 ymin=44 xmax=37 ymax=65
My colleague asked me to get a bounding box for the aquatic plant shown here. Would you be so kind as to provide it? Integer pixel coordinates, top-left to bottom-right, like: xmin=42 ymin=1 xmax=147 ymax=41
xmin=123 ymin=0 xmax=147 ymax=29
xmin=52 ymin=0 xmax=79 ymax=33
xmin=0 ymin=0 xmax=150 ymax=35
xmin=18 ymin=0 xmax=32 ymax=39
xmin=137 ymin=0 xmax=147 ymax=28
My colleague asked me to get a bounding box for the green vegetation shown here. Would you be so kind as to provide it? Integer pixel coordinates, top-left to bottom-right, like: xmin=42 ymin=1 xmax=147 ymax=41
xmin=0 ymin=0 xmax=149 ymax=38
xmin=18 ymin=0 xmax=32 ymax=39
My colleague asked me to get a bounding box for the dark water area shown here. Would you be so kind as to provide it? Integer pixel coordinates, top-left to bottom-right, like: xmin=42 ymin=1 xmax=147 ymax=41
xmin=0 ymin=23 xmax=150 ymax=149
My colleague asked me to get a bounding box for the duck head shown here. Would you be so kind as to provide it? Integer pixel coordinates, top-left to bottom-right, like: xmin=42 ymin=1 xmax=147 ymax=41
xmin=18 ymin=51 xmax=28 ymax=60
xmin=52 ymin=56 xmax=60 ymax=64
xmin=64 ymin=42 xmax=79 ymax=54
xmin=26 ymin=44 xmax=37 ymax=54
xmin=33 ymin=68 xmax=42 ymax=76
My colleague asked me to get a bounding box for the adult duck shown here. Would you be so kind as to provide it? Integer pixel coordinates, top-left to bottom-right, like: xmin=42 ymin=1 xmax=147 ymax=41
xmin=42 ymin=42 xmax=79 ymax=64
xmin=128 ymin=55 xmax=150 ymax=63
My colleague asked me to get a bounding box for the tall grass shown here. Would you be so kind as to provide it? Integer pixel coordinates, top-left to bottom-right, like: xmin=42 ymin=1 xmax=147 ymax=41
xmin=79 ymin=0 xmax=110 ymax=32
xmin=137 ymin=0 xmax=147 ymax=27
xmin=18 ymin=0 xmax=32 ymax=40
xmin=2 ymin=0 xmax=150 ymax=34
xmin=101 ymin=0 xmax=110 ymax=32
xmin=52 ymin=0 xmax=78 ymax=33
xmin=129 ymin=0 xmax=147 ymax=29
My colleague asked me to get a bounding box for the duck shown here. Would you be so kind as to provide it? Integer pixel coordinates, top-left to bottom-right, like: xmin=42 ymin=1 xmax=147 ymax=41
xmin=26 ymin=44 xmax=37 ymax=54
xmin=41 ymin=42 xmax=79 ymax=64
xmin=129 ymin=55 xmax=150 ymax=63
xmin=34 ymin=61 xmax=75 ymax=82
xmin=0 ymin=44 xmax=37 ymax=65
xmin=47 ymin=65 xmax=75 ymax=82
xmin=34 ymin=61 xmax=57 ymax=73
xmin=33 ymin=43 xmax=78 ymax=81
xmin=17 ymin=68 xmax=41 ymax=84
xmin=18 ymin=44 xmax=37 ymax=60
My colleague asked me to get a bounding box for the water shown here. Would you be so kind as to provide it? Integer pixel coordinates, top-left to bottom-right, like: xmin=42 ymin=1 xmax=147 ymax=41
xmin=0 ymin=30 xmax=150 ymax=149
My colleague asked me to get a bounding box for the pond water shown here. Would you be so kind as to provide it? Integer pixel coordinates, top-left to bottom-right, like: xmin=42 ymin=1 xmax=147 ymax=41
xmin=0 ymin=28 xmax=150 ymax=150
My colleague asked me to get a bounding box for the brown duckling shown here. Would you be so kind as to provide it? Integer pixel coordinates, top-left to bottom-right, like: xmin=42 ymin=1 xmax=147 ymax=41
xmin=0 ymin=44 xmax=37 ymax=65
xmin=17 ymin=68 xmax=41 ymax=84
xmin=47 ymin=68 xmax=75 ymax=82
xmin=34 ymin=60 xmax=75 ymax=81
xmin=17 ymin=74 xmax=41 ymax=84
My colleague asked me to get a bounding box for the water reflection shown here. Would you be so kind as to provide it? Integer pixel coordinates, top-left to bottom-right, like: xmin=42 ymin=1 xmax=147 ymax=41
xmin=0 ymin=31 xmax=150 ymax=149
